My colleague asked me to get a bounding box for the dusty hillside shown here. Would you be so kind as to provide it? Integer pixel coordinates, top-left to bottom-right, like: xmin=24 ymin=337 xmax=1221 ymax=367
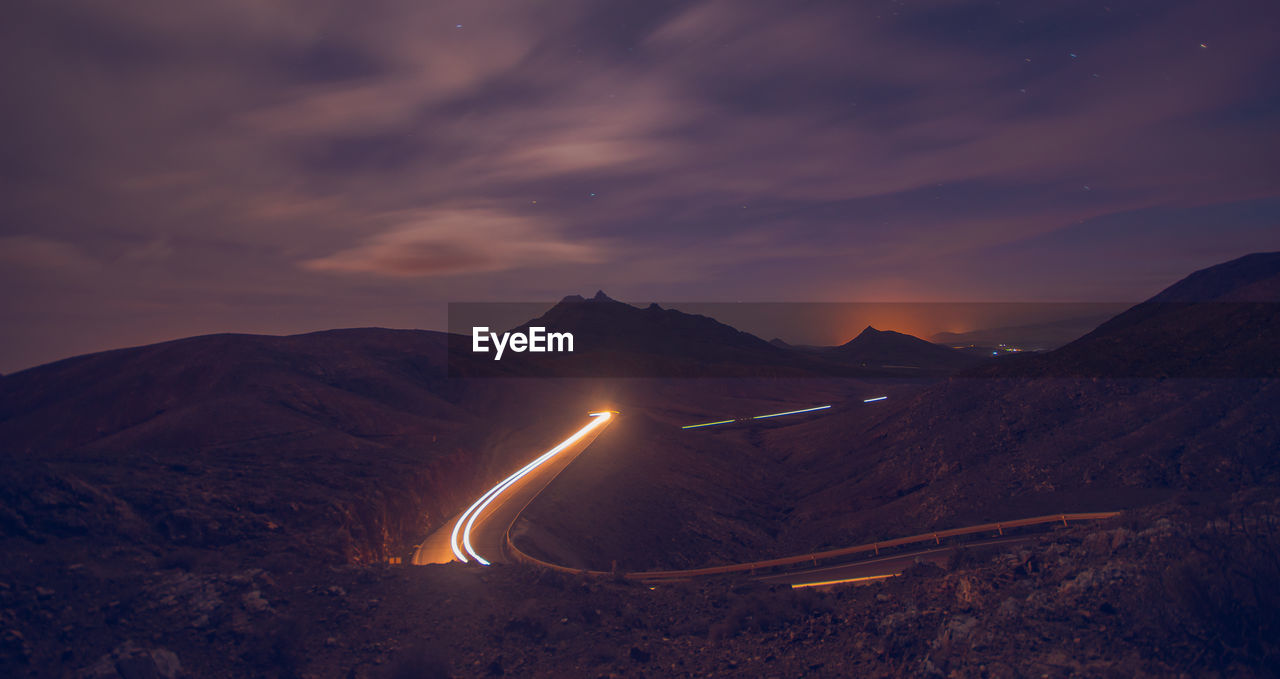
xmin=514 ymin=254 xmax=1280 ymax=569
xmin=6 ymin=495 xmax=1277 ymax=677
xmin=0 ymin=328 xmax=604 ymax=565
xmin=513 ymin=377 xmax=923 ymax=571
xmin=770 ymin=252 xmax=1280 ymax=551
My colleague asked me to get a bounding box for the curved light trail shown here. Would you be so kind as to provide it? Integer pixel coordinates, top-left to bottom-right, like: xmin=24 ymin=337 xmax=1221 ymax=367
xmin=450 ymin=411 xmax=613 ymax=565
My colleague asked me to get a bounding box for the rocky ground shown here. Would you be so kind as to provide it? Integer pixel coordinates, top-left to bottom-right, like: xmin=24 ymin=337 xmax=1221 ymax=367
xmin=5 ymin=493 xmax=1276 ymax=678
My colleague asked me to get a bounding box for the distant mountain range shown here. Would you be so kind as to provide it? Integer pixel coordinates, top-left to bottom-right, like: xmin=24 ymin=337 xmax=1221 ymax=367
xmin=456 ymin=290 xmax=982 ymax=378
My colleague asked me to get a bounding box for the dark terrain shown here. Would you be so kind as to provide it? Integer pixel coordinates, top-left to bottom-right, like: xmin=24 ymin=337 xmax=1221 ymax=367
xmin=462 ymin=291 xmax=978 ymax=378
xmin=1 ymin=253 xmax=1278 ymax=677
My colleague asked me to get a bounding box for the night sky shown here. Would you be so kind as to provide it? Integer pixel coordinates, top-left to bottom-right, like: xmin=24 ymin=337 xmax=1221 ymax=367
xmin=2 ymin=0 xmax=1278 ymax=372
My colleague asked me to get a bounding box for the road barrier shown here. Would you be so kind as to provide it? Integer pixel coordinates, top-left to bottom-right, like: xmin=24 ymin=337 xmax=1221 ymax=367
xmin=505 ymin=510 xmax=1120 ymax=582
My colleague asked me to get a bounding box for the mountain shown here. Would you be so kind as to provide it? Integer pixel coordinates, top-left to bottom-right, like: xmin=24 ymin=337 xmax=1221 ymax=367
xmin=467 ymin=291 xmax=832 ymax=377
xmin=1 ymin=256 xmax=1276 ymax=676
xmin=525 ymin=291 xmax=787 ymax=362
xmin=831 ymin=326 xmax=983 ymax=372
xmin=463 ymin=292 xmax=985 ymax=378
xmin=989 ymin=252 xmax=1280 ymax=378
xmin=772 ymin=252 xmax=1280 ymax=551
xmin=1148 ymin=251 xmax=1280 ymax=302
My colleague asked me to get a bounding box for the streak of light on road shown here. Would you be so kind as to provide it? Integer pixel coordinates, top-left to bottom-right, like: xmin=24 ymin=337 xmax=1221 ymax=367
xmin=791 ymin=573 xmax=899 ymax=589
xmin=751 ymin=405 xmax=832 ymax=420
xmin=680 ymin=419 xmax=737 ymax=430
xmin=451 ymin=411 xmax=613 ymax=565
xmin=863 ymin=396 xmax=888 ymax=402
xmin=682 ymin=404 xmax=835 ymax=429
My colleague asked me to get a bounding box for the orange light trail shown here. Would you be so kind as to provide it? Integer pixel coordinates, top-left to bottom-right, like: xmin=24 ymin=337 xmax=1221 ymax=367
xmin=790 ymin=573 xmax=899 ymax=589
xmin=450 ymin=411 xmax=613 ymax=565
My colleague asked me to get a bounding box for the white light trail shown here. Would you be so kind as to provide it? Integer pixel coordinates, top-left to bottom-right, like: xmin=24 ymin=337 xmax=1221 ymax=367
xmin=863 ymin=396 xmax=888 ymax=402
xmin=682 ymin=404 xmax=836 ymax=429
xmin=750 ymin=405 xmax=832 ymax=420
xmin=680 ymin=419 xmax=736 ymax=429
xmin=451 ymin=411 xmax=612 ymax=565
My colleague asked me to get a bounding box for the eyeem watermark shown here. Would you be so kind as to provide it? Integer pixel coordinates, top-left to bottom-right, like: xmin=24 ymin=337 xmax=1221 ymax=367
xmin=472 ymin=326 xmax=574 ymax=360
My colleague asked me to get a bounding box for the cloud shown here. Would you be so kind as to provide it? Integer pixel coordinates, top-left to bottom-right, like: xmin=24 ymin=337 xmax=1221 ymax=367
xmin=0 ymin=236 xmax=100 ymax=274
xmin=301 ymin=208 xmax=605 ymax=277
xmin=2 ymin=0 xmax=1279 ymax=371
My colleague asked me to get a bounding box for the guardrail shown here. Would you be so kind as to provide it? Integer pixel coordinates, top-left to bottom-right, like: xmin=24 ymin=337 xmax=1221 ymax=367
xmin=505 ymin=511 xmax=1120 ymax=582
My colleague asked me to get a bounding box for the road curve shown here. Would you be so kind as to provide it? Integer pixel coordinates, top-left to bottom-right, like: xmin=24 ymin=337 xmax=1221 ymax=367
xmin=757 ymin=535 xmax=1039 ymax=588
xmin=413 ymin=411 xmax=614 ymax=566
xmin=505 ymin=512 xmax=1119 ymax=586
xmin=413 ymin=404 xmax=1118 ymax=591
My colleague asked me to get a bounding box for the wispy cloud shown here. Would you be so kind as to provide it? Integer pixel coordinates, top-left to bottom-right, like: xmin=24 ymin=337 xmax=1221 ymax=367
xmin=302 ymin=208 xmax=605 ymax=277
xmin=1 ymin=0 xmax=1278 ymax=370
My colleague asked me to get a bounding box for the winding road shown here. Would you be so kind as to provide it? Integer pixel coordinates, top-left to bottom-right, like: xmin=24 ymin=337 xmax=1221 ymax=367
xmin=413 ymin=407 xmax=1117 ymax=587
xmin=412 ymin=411 xmax=614 ymax=566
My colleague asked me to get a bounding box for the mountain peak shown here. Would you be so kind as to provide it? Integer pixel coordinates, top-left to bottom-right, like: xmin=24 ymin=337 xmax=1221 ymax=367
xmin=558 ymin=290 xmax=618 ymax=304
xmin=1148 ymin=251 xmax=1280 ymax=303
xmin=835 ymin=324 xmax=980 ymax=372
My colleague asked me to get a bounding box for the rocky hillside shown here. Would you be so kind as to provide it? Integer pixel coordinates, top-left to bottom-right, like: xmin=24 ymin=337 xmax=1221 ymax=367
xmin=8 ymin=495 xmax=1275 ymax=677
xmin=773 ymin=252 xmax=1280 ymax=550
xmin=0 ymin=328 xmax=596 ymax=565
